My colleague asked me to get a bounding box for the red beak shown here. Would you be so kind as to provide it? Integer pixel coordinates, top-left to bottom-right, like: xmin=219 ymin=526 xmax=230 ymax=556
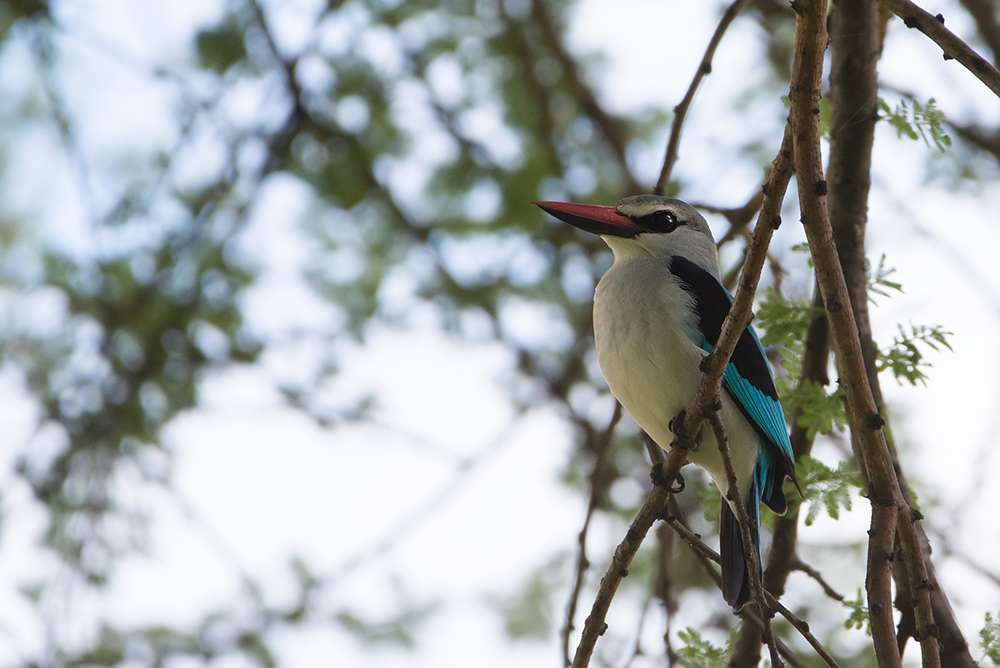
xmin=534 ymin=201 xmax=641 ymax=238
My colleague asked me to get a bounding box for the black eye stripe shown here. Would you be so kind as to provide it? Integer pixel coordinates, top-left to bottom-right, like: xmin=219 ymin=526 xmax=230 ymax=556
xmin=636 ymin=210 xmax=682 ymax=232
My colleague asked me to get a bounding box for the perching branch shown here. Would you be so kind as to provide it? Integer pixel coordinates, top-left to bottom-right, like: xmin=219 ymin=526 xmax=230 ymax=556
xmin=572 ymin=99 xmax=795 ymax=668
xmin=878 ymin=0 xmax=1000 ymax=98
xmin=570 ymin=474 xmax=672 ymax=668
xmin=673 ymin=121 xmax=794 ymax=449
xmin=654 ymin=0 xmax=750 ymax=194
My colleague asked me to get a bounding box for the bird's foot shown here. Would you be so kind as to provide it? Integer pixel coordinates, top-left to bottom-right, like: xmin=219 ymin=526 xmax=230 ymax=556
xmin=669 ymin=410 xmax=702 ymax=452
xmin=650 ymin=463 xmax=685 ymax=493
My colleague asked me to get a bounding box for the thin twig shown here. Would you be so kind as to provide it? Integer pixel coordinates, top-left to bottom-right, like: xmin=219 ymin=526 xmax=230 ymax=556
xmin=708 ymin=413 xmax=783 ymax=668
xmin=655 ymin=0 xmax=750 ymax=194
xmin=879 ymin=0 xmax=1000 ymax=98
xmin=792 ymin=560 xmax=846 ymax=601
xmin=672 ymin=121 xmax=794 ymax=449
xmin=662 ymin=512 xmax=843 ymax=668
xmin=562 ymin=402 xmax=623 ymax=666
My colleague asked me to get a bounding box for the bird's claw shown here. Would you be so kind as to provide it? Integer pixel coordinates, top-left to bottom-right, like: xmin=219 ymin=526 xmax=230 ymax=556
xmin=650 ymin=463 xmax=685 ymax=493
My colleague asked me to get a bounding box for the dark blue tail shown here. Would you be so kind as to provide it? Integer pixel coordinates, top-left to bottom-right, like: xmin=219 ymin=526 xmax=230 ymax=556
xmin=719 ymin=478 xmax=761 ymax=611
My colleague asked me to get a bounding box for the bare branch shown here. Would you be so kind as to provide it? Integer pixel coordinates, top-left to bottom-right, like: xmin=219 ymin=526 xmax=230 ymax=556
xmin=879 ymin=0 xmax=1000 ymax=98
xmin=708 ymin=412 xmax=783 ymax=667
xmin=673 ymin=122 xmax=794 ymax=449
xmin=662 ymin=511 xmax=844 ymax=668
xmin=655 ymin=0 xmax=750 ymax=194
xmin=562 ymin=402 xmax=623 ymax=667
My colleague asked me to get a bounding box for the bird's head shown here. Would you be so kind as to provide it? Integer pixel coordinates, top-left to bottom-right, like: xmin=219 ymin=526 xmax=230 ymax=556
xmin=535 ymin=195 xmax=719 ymax=276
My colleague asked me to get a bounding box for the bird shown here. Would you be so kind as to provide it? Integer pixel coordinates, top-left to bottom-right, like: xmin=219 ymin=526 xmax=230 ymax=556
xmin=535 ymin=194 xmax=797 ymax=610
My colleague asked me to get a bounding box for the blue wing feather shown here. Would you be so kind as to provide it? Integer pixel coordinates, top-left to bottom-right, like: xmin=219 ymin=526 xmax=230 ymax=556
xmin=668 ymin=256 xmax=797 ymax=510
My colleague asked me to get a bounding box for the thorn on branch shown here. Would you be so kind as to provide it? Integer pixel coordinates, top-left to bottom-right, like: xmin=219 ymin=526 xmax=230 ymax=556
xmin=943 ymin=52 xmax=954 ymax=61
xmin=910 ymin=507 xmax=924 ymax=522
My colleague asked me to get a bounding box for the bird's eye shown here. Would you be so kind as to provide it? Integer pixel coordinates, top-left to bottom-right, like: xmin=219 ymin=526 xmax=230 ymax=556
xmin=639 ymin=210 xmax=681 ymax=232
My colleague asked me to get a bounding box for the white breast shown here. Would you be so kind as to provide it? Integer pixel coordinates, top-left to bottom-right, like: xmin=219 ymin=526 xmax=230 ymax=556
xmin=593 ymin=252 xmax=760 ymax=498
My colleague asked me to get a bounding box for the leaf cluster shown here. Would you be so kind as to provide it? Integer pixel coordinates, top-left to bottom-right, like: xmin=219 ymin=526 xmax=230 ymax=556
xmin=794 ymin=457 xmax=864 ymax=526
xmin=877 ymin=323 xmax=953 ymax=386
xmin=878 ymin=97 xmax=952 ymax=153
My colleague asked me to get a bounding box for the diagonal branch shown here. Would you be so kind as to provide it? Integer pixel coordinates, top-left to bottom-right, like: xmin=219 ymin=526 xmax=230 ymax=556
xmin=571 ymin=123 xmax=794 ymax=668
xmin=673 ymin=121 xmax=794 ymax=447
xmin=562 ymin=402 xmax=623 ymax=667
xmin=879 ymin=0 xmax=1000 ymax=98
xmin=655 ymin=0 xmax=750 ymax=194
xmin=662 ymin=511 xmax=844 ymax=668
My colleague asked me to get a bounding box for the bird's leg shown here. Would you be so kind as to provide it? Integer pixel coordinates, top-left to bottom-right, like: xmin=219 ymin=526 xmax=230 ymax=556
xmin=669 ymin=409 xmax=703 ymax=452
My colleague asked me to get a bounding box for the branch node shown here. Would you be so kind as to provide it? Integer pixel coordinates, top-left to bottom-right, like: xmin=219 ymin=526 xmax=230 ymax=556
xmin=866 ymin=412 xmax=886 ymax=430
xmin=934 ymin=13 xmax=944 ymax=24
xmin=914 ymin=623 xmax=940 ymax=640
xmin=771 ymin=214 xmax=782 ymax=230
xmin=916 ymin=579 xmax=936 ymax=592
xmin=813 ymin=179 xmax=827 ymax=196
xmin=826 ymin=297 xmax=843 ymax=313
xmin=910 ymin=507 xmax=924 ymax=522
xmin=619 ymin=567 xmax=629 ymax=578
xmin=789 ymin=0 xmax=804 ymax=16
xmin=943 ymin=52 xmax=954 ymax=61
xmin=903 ymin=15 xmax=918 ymax=29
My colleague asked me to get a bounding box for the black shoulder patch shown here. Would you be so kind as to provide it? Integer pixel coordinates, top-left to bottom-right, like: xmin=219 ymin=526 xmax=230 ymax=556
xmin=667 ymin=256 xmax=778 ymax=401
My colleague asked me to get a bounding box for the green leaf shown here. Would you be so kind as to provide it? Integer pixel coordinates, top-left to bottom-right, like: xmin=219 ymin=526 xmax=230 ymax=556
xmin=677 ymin=627 xmax=735 ymax=668
xmin=866 ymin=254 xmax=903 ymax=303
xmin=981 ymin=612 xmax=1000 ymax=664
xmin=877 ymin=323 xmax=953 ymax=386
xmin=843 ymin=589 xmax=872 ymax=636
xmin=795 ymin=456 xmax=863 ymax=526
xmin=879 ymin=97 xmax=951 ymax=152
xmin=781 ymin=380 xmax=847 ymax=439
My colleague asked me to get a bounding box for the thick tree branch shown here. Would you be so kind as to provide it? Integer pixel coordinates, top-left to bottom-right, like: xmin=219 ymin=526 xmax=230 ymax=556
xmin=655 ymin=0 xmax=750 ymax=194
xmin=879 ymin=0 xmax=1000 ymax=98
xmin=957 ymin=0 xmax=1000 ymax=66
xmin=829 ymin=2 xmax=972 ymax=663
xmin=791 ymin=2 xmax=942 ymax=666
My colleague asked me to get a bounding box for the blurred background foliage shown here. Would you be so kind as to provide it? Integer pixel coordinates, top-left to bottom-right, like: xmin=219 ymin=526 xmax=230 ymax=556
xmin=0 ymin=0 xmax=998 ymax=666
